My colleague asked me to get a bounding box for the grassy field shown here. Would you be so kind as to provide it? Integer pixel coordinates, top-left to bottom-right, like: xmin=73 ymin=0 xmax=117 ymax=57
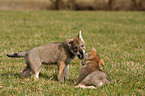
xmin=0 ymin=10 xmax=145 ymax=95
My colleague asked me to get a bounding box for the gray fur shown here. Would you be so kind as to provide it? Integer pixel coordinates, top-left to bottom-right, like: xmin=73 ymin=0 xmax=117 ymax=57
xmin=7 ymin=32 xmax=85 ymax=82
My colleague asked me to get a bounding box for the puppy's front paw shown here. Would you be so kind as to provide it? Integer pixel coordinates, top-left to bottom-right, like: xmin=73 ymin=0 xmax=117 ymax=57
xmin=58 ymin=77 xmax=64 ymax=82
xmin=59 ymin=79 xmax=64 ymax=82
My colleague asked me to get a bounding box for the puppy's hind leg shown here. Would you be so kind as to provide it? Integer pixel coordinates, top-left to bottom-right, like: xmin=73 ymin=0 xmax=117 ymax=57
xmin=30 ymin=62 xmax=41 ymax=80
xmin=26 ymin=54 xmax=42 ymax=80
xmin=20 ymin=67 xmax=32 ymax=78
xmin=33 ymin=68 xmax=41 ymax=79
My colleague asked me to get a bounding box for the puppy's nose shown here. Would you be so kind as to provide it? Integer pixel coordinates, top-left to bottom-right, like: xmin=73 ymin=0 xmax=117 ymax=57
xmin=79 ymin=50 xmax=83 ymax=54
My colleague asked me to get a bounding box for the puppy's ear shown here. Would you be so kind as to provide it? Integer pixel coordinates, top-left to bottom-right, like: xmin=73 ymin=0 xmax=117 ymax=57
xmin=87 ymin=47 xmax=96 ymax=60
xmin=65 ymin=39 xmax=73 ymax=47
xmin=78 ymin=30 xmax=85 ymax=44
xmin=91 ymin=47 xmax=96 ymax=55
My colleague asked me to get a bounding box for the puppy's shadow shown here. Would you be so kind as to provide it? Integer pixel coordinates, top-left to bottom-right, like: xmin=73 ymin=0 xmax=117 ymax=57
xmin=1 ymin=73 xmax=76 ymax=84
xmin=1 ymin=72 xmax=57 ymax=80
xmin=1 ymin=73 xmax=21 ymax=78
xmin=39 ymin=73 xmax=58 ymax=81
xmin=67 ymin=78 xmax=76 ymax=84
xmin=39 ymin=73 xmax=76 ymax=83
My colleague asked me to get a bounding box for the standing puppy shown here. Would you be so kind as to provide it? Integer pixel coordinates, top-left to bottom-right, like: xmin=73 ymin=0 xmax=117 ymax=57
xmin=75 ymin=48 xmax=110 ymax=89
xmin=7 ymin=31 xmax=85 ymax=82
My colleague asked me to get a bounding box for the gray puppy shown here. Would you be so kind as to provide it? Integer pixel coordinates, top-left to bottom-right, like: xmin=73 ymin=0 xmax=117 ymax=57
xmin=7 ymin=31 xmax=85 ymax=82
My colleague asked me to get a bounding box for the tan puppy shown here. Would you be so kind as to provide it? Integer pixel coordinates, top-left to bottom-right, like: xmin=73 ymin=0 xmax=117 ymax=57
xmin=75 ymin=48 xmax=110 ymax=89
xmin=7 ymin=31 xmax=85 ymax=82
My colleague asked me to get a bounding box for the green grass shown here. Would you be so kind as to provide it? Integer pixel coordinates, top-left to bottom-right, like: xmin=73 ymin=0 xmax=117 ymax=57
xmin=0 ymin=10 xmax=145 ymax=95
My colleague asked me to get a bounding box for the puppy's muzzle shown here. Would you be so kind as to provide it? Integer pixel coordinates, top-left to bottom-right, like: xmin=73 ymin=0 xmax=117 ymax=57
xmin=78 ymin=50 xmax=84 ymax=59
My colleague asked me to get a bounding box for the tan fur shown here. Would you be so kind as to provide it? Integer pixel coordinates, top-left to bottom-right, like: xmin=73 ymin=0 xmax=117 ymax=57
xmin=75 ymin=48 xmax=110 ymax=89
xmin=7 ymin=31 xmax=85 ymax=82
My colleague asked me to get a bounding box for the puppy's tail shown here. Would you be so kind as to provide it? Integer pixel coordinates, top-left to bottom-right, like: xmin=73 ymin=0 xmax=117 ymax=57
xmin=7 ymin=51 xmax=27 ymax=58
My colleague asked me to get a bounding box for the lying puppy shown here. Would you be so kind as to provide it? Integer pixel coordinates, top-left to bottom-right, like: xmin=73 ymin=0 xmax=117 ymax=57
xmin=75 ymin=48 xmax=110 ymax=89
xmin=7 ymin=31 xmax=85 ymax=82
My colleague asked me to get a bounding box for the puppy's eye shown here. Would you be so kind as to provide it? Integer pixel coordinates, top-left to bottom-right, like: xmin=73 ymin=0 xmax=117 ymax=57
xmin=81 ymin=45 xmax=84 ymax=47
